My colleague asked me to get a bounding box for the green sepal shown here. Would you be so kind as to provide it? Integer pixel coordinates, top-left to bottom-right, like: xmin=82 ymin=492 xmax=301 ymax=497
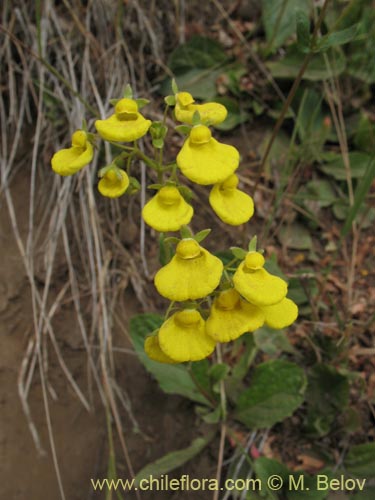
xmin=171 ymin=78 xmax=179 ymax=94
xmin=191 ymin=110 xmax=201 ymax=126
xmin=230 ymin=247 xmax=247 ymax=260
xmin=164 ymin=95 xmax=176 ymax=106
xmin=127 ymin=176 xmax=141 ymax=195
xmin=178 ymin=185 xmax=193 ymax=202
xmin=123 ymin=84 xmax=133 ymax=98
xmin=248 ymin=235 xmax=258 ymax=252
xmin=180 ymin=225 xmax=193 ymax=239
xmin=135 ymin=98 xmax=150 ymax=109
xmin=175 ymin=125 xmax=191 ymax=135
xmin=147 ymin=183 xmax=163 ymax=190
xmin=194 ymin=229 xmax=211 ymax=243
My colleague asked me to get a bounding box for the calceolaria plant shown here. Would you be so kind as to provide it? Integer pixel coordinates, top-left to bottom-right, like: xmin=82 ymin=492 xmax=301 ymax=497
xmin=51 ymin=82 xmax=298 ymax=364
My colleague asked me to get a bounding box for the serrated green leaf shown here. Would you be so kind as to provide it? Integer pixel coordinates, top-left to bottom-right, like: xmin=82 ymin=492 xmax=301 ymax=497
xmin=344 ymin=443 xmax=375 ymax=478
xmin=305 ymin=364 xmax=349 ymax=437
xmin=235 ymin=360 xmax=306 ymax=429
xmin=129 ymin=314 xmax=209 ymax=405
xmin=135 ymin=431 xmax=216 ymax=484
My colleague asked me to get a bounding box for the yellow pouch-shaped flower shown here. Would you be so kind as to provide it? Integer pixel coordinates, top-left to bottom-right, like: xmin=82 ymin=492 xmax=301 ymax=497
xmin=95 ymin=98 xmax=151 ymax=142
xmin=174 ymin=92 xmax=227 ymax=125
xmin=158 ymin=309 xmax=216 ymax=362
xmin=261 ymin=297 xmax=298 ymax=329
xmin=144 ymin=335 xmax=177 ymax=364
xmin=98 ymin=168 xmax=129 ymax=198
xmin=177 ymin=125 xmax=239 ymax=185
xmin=209 ymin=174 xmax=254 ymax=225
xmin=142 ymin=186 xmax=193 ymax=232
xmin=206 ymin=289 xmax=264 ymax=342
xmin=233 ymin=252 xmax=288 ymax=307
xmin=51 ymin=130 xmax=93 ymax=176
xmin=154 ymin=238 xmax=223 ymax=301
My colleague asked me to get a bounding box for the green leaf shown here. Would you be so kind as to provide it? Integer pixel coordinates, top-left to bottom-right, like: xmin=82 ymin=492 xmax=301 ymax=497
xmin=135 ymin=431 xmax=216 ymax=484
xmin=296 ymin=10 xmax=311 ymax=53
xmin=194 ymin=228 xmax=211 ymax=243
xmin=305 ymin=364 xmax=349 ymax=437
xmin=344 ymin=443 xmax=375 ymax=478
xmin=262 ymin=0 xmax=311 ymax=52
xmin=168 ymin=36 xmax=227 ymax=74
xmin=278 ymin=223 xmax=313 ymax=250
xmin=254 ymin=327 xmax=295 ymax=356
xmin=315 ymin=24 xmax=360 ymax=51
xmin=297 ymin=179 xmax=337 ymax=210
xmin=288 ymin=274 xmax=318 ymax=307
xmin=129 ymin=314 xmax=209 ymax=405
xmin=342 ymin=157 xmax=375 ymax=236
xmin=267 ymin=45 xmax=346 ymax=80
xmin=254 ymin=457 xmax=290 ymax=499
xmin=213 ymin=97 xmax=250 ymax=131
xmin=209 ymin=363 xmax=229 ymax=393
xmin=235 ymin=360 xmax=306 ymax=429
xmin=319 ymin=152 xmax=372 ymax=180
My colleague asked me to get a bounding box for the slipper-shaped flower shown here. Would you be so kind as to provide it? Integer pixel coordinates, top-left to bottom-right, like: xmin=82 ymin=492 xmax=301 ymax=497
xmin=154 ymin=238 xmax=223 ymax=301
xmin=206 ymin=288 xmax=264 ymax=342
xmin=144 ymin=335 xmax=177 ymax=364
xmin=177 ymin=125 xmax=239 ymax=185
xmin=142 ymin=186 xmax=193 ymax=232
xmin=209 ymin=174 xmax=254 ymax=225
xmin=98 ymin=167 xmax=129 ymax=198
xmin=95 ymin=98 xmax=151 ymax=142
xmin=233 ymin=252 xmax=288 ymax=307
xmin=158 ymin=309 xmax=216 ymax=362
xmin=51 ymin=130 xmax=93 ymax=176
xmin=261 ymin=297 xmax=298 ymax=329
xmin=174 ymin=91 xmax=227 ymax=125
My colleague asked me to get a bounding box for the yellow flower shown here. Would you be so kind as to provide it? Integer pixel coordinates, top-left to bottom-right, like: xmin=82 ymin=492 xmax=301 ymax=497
xmin=154 ymin=238 xmax=223 ymax=301
xmin=158 ymin=309 xmax=216 ymax=362
xmin=233 ymin=252 xmax=288 ymax=307
xmin=206 ymin=289 xmax=264 ymax=342
xmin=142 ymin=186 xmax=193 ymax=232
xmin=95 ymin=98 xmax=151 ymax=142
xmin=98 ymin=167 xmax=129 ymax=198
xmin=174 ymin=92 xmax=227 ymax=125
xmin=51 ymin=130 xmax=93 ymax=176
xmin=209 ymin=174 xmax=254 ymax=225
xmin=261 ymin=298 xmax=298 ymax=329
xmin=176 ymin=125 xmax=239 ymax=185
xmin=144 ymin=335 xmax=177 ymax=364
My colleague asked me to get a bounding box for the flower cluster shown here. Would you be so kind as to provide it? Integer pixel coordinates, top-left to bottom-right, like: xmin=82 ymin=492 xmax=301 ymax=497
xmin=146 ymin=238 xmax=297 ymax=363
xmin=50 ymin=83 xmax=298 ymax=364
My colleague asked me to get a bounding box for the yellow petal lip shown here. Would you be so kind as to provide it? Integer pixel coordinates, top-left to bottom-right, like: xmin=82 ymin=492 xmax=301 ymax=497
xmin=209 ymin=175 xmax=254 ymax=226
xmin=190 ymin=125 xmax=212 ymax=144
xmin=261 ymin=298 xmax=298 ymax=329
xmin=206 ymin=290 xmax=265 ymax=343
xmin=158 ymin=310 xmax=215 ymax=362
xmin=233 ymin=260 xmax=287 ymax=307
xmin=144 ymin=335 xmax=177 ymax=364
xmin=176 ymin=92 xmax=195 ymax=107
xmin=177 ymin=133 xmax=239 ymax=185
xmin=176 ymin=238 xmax=201 ymax=259
xmin=245 ymin=252 xmax=265 ymax=271
xmin=142 ymin=187 xmax=193 ymax=232
xmin=154 ymin=241 xmax=223 ymax=301
xmin=51 ymin=130 xmax=93 ymax=176
xmin=175 ymin=100 xmax=227 ymax=125
xmin=98 ymin=169 xmax=129 ymax=198
xmin=95 ymin=109 xmax=151 ymax=142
